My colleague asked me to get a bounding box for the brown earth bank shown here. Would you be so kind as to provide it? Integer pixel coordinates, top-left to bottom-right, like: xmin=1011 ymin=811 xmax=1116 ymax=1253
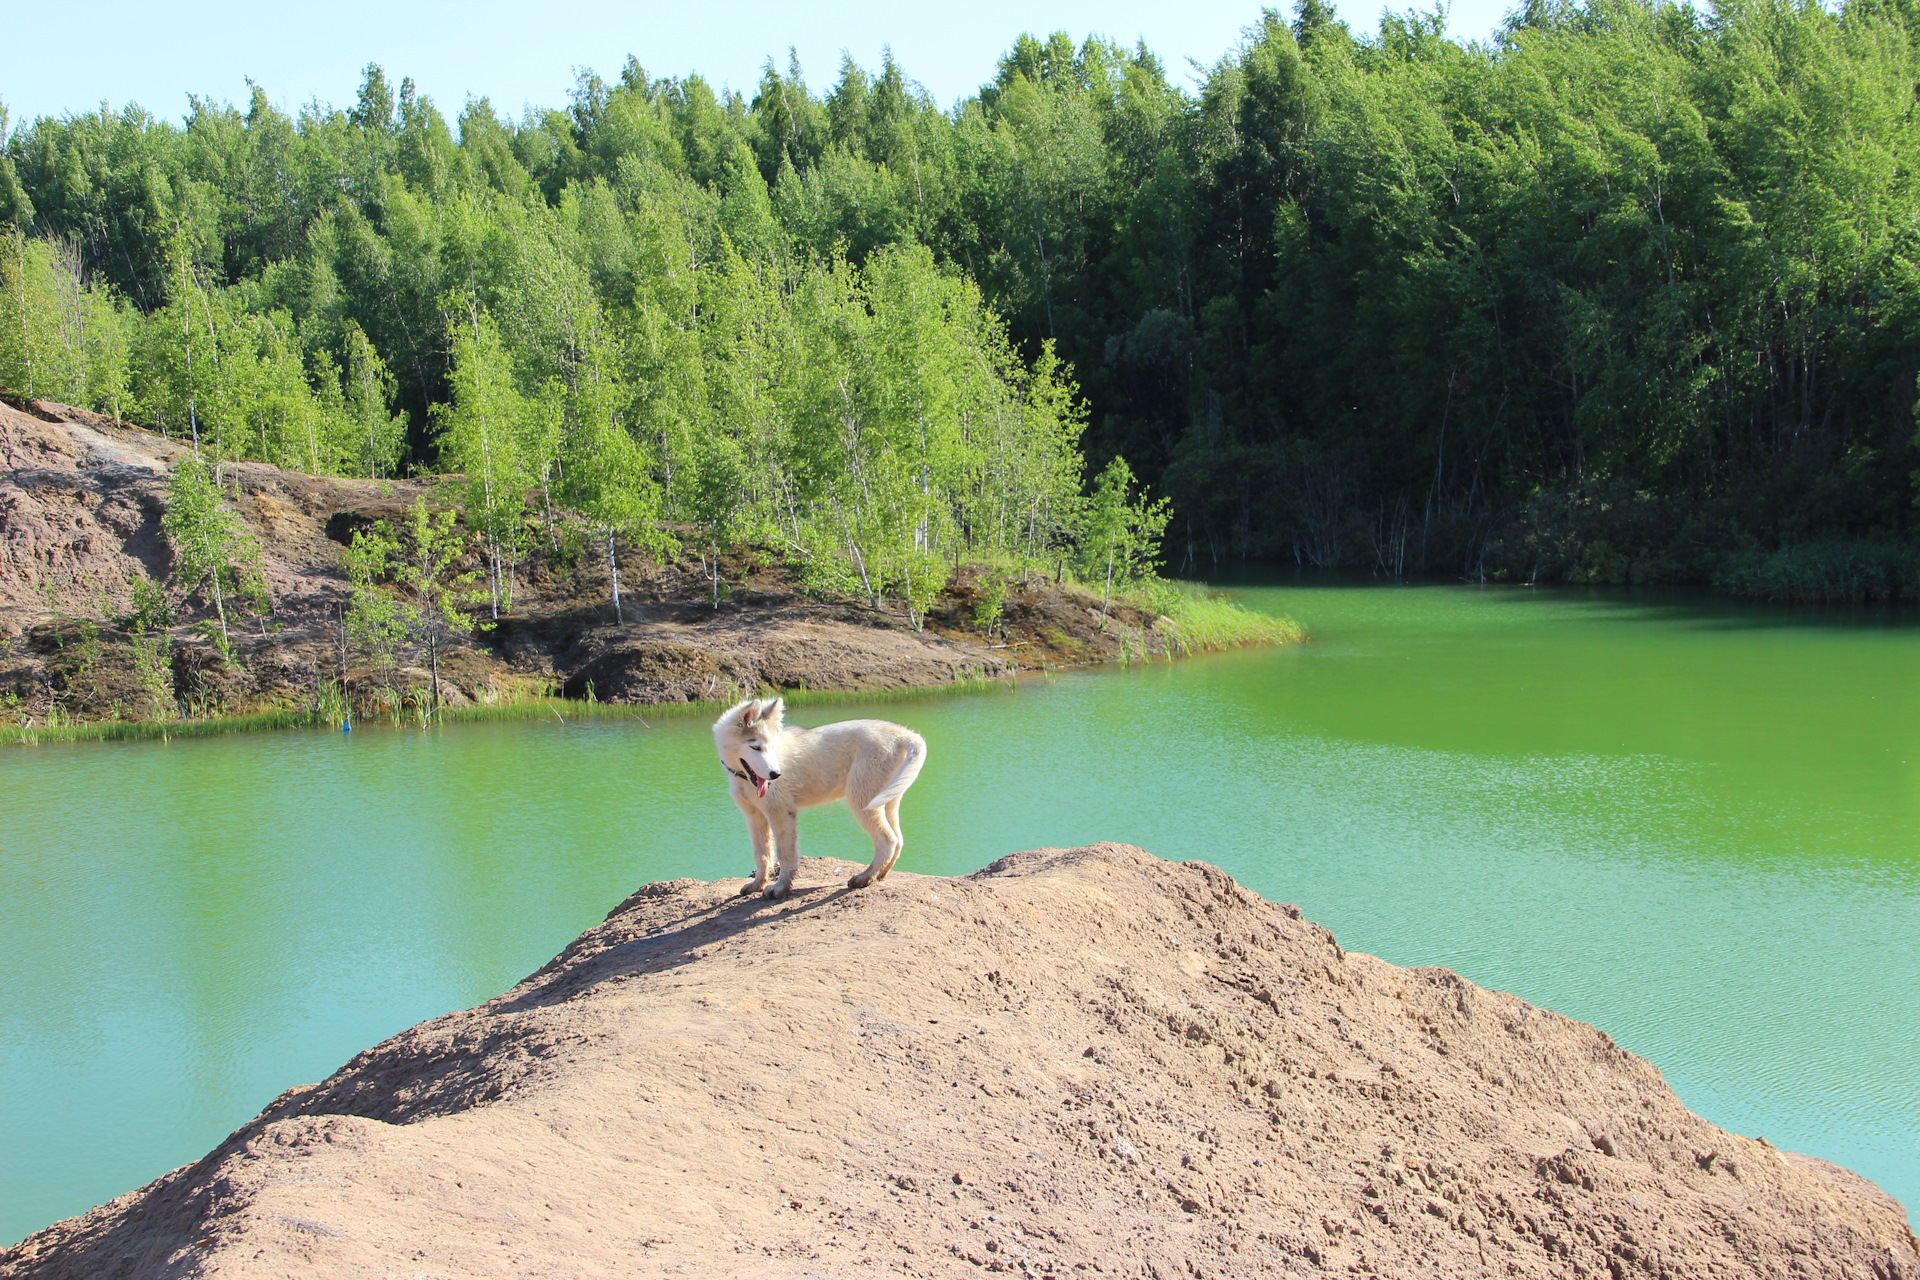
xmin=0 ymin=399 xmax=1181 ymax=726
xmin=6 ymin=844 xmax=1913 ymax=1279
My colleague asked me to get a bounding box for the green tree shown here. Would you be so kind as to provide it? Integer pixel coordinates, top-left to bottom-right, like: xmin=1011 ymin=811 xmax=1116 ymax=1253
xmin=687 ymin=430 xmax=748 ymax=607
xmin=562 ymin=371 xmax=670 ymax=622
xmin=0 ymin=228 xmax=63 ymax=398
xmin=161 ymin=455 xmax=266 ymax=651
xmin=0 ymin=230 xmax=118 ymax=405
xmin=341 ymin=522 xmax=413 ymax=707
xmin=343 ymin=499 xmax=482 ymax=717
xmin=433 ymin=304 xmax=529 ymax=619
xmin=1079 ymin=455 xmax=1169 ymax=626
xmin=341 ymin=323 xmax=407 ymax=477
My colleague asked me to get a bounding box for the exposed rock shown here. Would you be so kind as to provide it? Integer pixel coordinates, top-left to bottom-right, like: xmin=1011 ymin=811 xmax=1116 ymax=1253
xmin=554 ymin=621 xmax=1005 ymax=704
xmin=0 ymin=399 xmax=182 ymax=620
xmin=4 ymin=844 xmax=1911 ymax=1278
xmin=560 ymin=637 xmax=731 ymax=702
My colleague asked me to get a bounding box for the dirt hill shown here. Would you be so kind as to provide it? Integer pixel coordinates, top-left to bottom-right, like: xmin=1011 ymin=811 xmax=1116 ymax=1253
xmin=0 ymin=398 xmax=1177 ymax=725
xmin=5 ymin=844 xmax=1912 ymax=1279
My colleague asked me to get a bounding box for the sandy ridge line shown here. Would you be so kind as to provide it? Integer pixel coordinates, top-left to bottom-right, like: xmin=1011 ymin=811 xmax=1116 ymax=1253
xmin=4 ymin=843 xmax=1913 ymax=1279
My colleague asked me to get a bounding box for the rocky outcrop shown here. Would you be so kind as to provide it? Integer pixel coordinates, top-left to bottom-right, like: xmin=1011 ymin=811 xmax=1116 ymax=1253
xmin=552 ymin=619 xmax=1005 ymax=703
xmin=0 ymin=397 xmax=183 ymax=620
xmin=5 ymin=845 xmax=1912 ymax=1278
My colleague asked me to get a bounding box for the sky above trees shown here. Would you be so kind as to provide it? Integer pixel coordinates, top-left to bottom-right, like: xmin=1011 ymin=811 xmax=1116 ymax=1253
xmin=0 ymin=0 xmax=1513 ymax=125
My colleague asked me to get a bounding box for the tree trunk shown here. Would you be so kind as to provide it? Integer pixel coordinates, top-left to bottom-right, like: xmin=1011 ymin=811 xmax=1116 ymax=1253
xmin=338 ymin=602 xmax=351 ymax=727
xmin=487 ymin=534 xmax=501 ymax=621
xmin=1033 ymin=213 xmax=1055 ymax=340
xmin=848 ymin=538 xmax=877 ymax=609
xmin=605 ymin=527 xmax=622 ymax=623
xmin=1100 ymin=546 xmax=1114 ymax=629
xmin=210 ymin=569 xmax=229 ymax=649
xmin=183 ymin=286 xmax=199 ymax=455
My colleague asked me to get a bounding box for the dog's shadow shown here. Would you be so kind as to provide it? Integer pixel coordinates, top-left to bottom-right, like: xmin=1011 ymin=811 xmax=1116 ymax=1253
xmin=496 ymin=878 xmax=863 ymax=1015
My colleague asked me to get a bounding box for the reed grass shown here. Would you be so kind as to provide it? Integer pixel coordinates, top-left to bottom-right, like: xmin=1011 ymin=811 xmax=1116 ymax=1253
xmin=0 ymin=707 xmax=325 ymax=746
xmin=1118 ymin=577 xmax=1306 ymax=652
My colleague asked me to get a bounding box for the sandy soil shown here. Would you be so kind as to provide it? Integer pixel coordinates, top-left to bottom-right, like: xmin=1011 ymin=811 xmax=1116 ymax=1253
xmin=6 ymin=844 xmax=1912 ymax=1279
xmin=0 ymin=400 xmax=1164 ymax=723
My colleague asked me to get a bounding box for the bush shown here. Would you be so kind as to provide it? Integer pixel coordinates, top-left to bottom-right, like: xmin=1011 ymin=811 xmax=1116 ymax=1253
xmin=1714 ymin=540 xmax=1920 ymax=604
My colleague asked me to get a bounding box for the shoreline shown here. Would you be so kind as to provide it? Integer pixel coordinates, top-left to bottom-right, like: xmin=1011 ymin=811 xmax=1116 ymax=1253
xmin=0 ymin=618 xmax=1294 ymax=747
xmin=0 ymin=676 xmax=1013 ymax=746
xmin=1 ymin=400 xmax=1298 ymax=745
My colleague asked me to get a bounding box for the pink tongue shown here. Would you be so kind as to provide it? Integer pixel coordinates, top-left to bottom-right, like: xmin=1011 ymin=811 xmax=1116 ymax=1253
xmin=756 ymin=778 xmax=770 ymax=798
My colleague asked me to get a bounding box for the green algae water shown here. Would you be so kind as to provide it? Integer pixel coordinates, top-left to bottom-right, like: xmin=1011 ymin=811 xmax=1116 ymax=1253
xmin=3 ymin=580 xmax=1917 ymax=1242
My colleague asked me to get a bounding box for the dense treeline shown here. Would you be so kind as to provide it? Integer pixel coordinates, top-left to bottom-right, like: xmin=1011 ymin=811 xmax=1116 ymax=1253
xmin=5 ymin=0 xmax=1920 ymax=591
xmin=0 ymin=67 xmax=1104 ymax=621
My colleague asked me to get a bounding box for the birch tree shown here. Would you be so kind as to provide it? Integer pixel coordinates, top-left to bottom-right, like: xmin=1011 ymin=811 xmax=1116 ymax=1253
xmin=162 ymin=455 xmax=267 ymax=653
xmin=1078 ymin=456 xmax=1169 ymax=626
xmin=433 ymin=305 xmax=528 ymax=620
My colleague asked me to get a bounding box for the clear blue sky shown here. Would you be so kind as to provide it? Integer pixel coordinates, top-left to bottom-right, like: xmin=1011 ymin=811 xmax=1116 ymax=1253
xmin=0 ymin=0 xmax=1513 ymax=131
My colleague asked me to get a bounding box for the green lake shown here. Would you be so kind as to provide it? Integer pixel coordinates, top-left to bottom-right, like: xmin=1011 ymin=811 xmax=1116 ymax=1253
xmin=3 ymin=580 xmax=1917 ymax=1243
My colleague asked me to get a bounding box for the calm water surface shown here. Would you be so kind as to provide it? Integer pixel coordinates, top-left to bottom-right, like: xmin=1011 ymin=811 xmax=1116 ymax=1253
xmin=3 ymin=581 xmax=1917 ymax=1242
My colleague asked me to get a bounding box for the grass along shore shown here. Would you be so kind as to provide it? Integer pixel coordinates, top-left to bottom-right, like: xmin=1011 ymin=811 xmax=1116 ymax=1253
xmin=2 ymin=577 xmax=1299 ymax=746
xmin=0 ymin=678 xmax=1012 ymax=746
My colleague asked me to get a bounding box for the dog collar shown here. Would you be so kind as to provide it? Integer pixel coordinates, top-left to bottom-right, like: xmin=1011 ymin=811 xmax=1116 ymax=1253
xmin=725 ymin=765 xmax=750 ymax=782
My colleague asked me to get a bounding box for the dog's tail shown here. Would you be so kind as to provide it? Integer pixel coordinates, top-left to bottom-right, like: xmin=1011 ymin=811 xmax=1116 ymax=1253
xmin=864 ymin=735 xmax=926 ymax=812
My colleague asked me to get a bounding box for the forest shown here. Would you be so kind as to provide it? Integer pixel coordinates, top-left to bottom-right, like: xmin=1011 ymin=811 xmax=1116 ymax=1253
xmin=5 ymin=0 xmax=1920 ymax=597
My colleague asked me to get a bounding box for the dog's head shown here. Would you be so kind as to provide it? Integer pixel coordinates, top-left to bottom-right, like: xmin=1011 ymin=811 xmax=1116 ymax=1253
xmin=714 ymin=697 xmax=785 ymax=798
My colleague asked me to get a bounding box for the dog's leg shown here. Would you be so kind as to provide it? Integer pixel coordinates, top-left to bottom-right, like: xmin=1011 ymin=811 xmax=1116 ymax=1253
xmin=848 ymin=803 xmax=901 ymax=889
xmin=876 ymin=796 xmax=905 ymax=880
xmin=764 ymin=806 xmax=800 ymax=900
xmin=739 ymin=806 xmax=773 ymax=896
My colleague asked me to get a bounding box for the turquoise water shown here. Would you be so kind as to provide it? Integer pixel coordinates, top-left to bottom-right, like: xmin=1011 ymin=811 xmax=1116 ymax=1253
xmin=2 ymin=581 xmax=1916 ymax=1242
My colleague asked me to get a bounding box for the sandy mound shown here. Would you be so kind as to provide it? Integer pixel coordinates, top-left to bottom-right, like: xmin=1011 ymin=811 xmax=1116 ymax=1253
xmin=6 ymin=845 xmax=1912 ymax=1279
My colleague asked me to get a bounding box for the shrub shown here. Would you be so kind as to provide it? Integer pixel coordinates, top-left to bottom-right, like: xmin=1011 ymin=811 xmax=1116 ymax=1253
xmin=1714 ymin=540 xmax=1920 ymax=604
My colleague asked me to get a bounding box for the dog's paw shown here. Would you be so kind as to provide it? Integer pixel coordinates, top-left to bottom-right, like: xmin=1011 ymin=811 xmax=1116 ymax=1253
xmin=738 ymin=880 xmax=766 ymax=897
xmin=762 ymin=881 xmax=792 ymax=901
xmin=847 ymin=872 xmax=873 ymax=889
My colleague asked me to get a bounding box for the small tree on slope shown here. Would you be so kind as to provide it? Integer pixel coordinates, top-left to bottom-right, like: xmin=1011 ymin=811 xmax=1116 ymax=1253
xmin=1078 ymin=456 xmax=1169 ymax=629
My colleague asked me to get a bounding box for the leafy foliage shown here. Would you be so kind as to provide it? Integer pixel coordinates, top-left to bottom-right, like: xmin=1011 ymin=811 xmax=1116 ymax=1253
xmin=1079 ymin=456 xmax=1170 ymax=624
xmin=10 ymin=2 xmax=1917 ymax=589
xmin=160 ymin=455 xmax=265 ymax=651
xmin=342 ymin=498 xmax=484 ymax=711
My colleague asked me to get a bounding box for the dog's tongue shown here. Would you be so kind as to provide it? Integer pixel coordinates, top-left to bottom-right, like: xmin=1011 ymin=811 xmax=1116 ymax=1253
xmin=756 ymin=777 xmax=770 ymax=798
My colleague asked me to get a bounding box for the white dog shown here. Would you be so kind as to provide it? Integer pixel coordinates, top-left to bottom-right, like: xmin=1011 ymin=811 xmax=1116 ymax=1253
xmin=713 ymin=697 xmax=927 ymax=899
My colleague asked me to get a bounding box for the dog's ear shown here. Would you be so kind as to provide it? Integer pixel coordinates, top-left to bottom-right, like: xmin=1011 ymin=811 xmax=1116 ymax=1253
xmin=735 ymin=700 xmax=762 ymax=730
xmin=767 ymin=696 xmax=786 ymax=722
